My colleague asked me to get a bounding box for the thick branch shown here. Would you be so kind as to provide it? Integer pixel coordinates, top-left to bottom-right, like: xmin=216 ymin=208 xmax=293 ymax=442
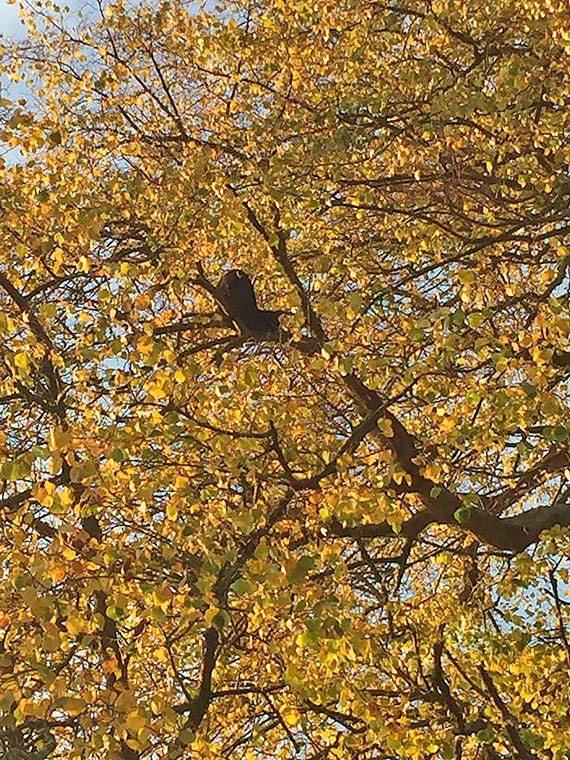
xmin=234 ymin=200 xmax=570 ymax=553
xmin=186 ymin=627 xmax=219 ymax=729
xmin=478 ymin=666 xmax=538 ymax=760
xmin=331 ymin=500 xmax=570 ymax=553
xmin=0 ymin=273 xmax=54 ymax=350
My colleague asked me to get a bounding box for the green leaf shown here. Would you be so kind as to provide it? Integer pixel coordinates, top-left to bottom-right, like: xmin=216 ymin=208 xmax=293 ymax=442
xmin=458 ymin=269 xmax=476 ymax=284
xmin=231 ymin=578 xmax=253 ymax=597
xmin=1 ymin=458 xmax=31 ymax=481
xmin=287 ymin=555 xmax=315 ymax=583
xmin=408 ymin=327 xmax=426 ymax=342
xmin=454 ymin=506 xmax=472 ymax=524
xmin=467 ymin=311 xmax=485 ymax=328
xmin=48 ymin=129 xmax=62 ymax=145
xmin=178 ymin=728 xmax=195 ymax=745
xmin=521 ymin=381 xmax=538 ymax=398
xmin=106 ymin=605 xmax=124 ymax=621
xmin=451 ymin=308 xmax=466 ymax=326
xmin=212 ymin=609 xmax=230 ymax=629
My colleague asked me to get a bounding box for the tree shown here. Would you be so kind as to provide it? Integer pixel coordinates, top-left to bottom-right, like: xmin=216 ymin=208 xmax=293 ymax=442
xmin=1 ymin=0 xmax=570 ymax=757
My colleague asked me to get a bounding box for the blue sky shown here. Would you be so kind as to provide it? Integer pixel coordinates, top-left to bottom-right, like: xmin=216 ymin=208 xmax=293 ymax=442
xmin=0 ymin=1 xmax=84 ymax=40
xmin=0 ymin=1 xmax=82 ymax=105
xmin=0 ymin=1 xmax=26 ymax=39
xmin=1 ymin=1 xmax=28 ymax=111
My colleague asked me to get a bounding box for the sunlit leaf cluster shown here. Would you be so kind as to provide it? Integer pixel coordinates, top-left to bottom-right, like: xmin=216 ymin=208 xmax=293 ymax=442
xmin=1 ymin=0 xmax=570 ymax=758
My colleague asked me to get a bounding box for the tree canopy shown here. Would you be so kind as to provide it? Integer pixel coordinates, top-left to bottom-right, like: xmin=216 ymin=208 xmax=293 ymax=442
xmin=1 ymin=0 xmax=570 ymax=758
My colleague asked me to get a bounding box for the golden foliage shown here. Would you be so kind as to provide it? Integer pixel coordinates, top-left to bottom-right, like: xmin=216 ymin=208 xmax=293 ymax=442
xmin=1 ymin=0 xmax=570 ymax=757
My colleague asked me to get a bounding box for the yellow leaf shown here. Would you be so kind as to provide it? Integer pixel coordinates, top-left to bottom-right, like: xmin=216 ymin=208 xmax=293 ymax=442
xmin=77 ymin=255 xmax=91 ymax=273
xmin=57 ymin=697 xmax=87 ymax=716
xmin=59 ymin=486 xmax=75 ymax=507
xmin=102 ymin=657 xmax=119 ymax=673
xmin=204 ymin=606 xmax=220 ymax=626
xmin=146 ymin=383 xmax=167 ymax=400
xmin=50 ymin=562 xmax=67 ymax=583
xmin=48 ymin=426 xmax=72 ymax=452
xmin=125 ymin=710 xmax=148 ymax=731
xmin=43 ymin=629 xmax=61 ymax=653
xmin=137 ymin=336 xmax=155 ymax=355
xmin=282 ymin=707 xmax=301 ymax=726
xmin=150 ymin=696 xmax=165 ymax=715
xmin=166 ymin=502 xmax=178 ymax=520
xmin=423 ymin=463 xmax=441 ymax=481
xmin=114 ymin=690 xmax=137 ymax=713
xmin=65 ymin=615 xmax=88 ymax=636
xmin=377 ymin=418 xmax=394 ymax=437
xmin=13 ymin=352 xmax=30 ymax=370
